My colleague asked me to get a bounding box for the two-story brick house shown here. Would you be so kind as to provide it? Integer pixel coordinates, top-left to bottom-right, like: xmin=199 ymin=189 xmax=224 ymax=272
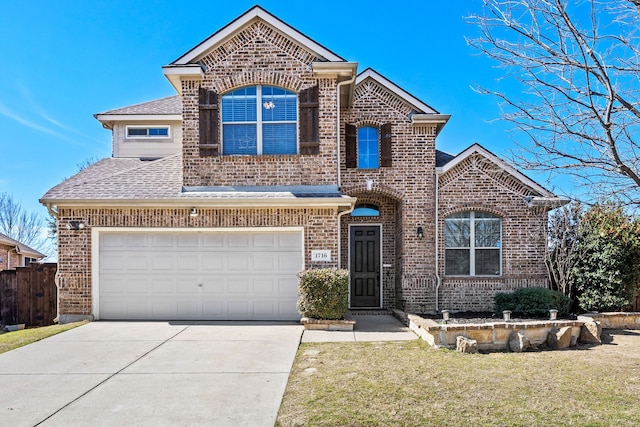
xmin=41 ymin=6 xmax=565 ymax=323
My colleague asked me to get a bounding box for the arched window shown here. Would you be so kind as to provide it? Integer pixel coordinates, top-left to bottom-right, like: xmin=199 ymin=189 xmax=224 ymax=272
xmin=351 ymin=203 xmax=380 ymax=217
xmin=222 ymin=85 xmax=297 ymax=155
xmin=444 ymin=211 xmax=501 ymax=276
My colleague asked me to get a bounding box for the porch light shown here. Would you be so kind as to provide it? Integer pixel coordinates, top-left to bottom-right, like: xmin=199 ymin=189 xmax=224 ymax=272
xmin=417 ymin=226 xmax=424 ymax=239
xmin=189 ymin=207 xmax=198 ymax=218
xmin=442 ymin=309 xmax=450 ymax=322
xmin=66 ymin=221 xmax=85 ymax=230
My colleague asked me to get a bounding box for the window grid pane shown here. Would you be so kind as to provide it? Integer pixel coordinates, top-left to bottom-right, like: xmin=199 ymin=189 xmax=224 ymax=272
xmin=222 ymin=85 xmax=297 ymax=155
xmin=357 ymin=126 xmax=379 ymax=169
xmin=444 ymin=211 xmax=501 ymax=276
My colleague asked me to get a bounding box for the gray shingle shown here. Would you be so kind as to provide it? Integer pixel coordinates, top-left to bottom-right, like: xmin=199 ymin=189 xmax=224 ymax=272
xmin=97 ymin=96 xmax=182 ymax=116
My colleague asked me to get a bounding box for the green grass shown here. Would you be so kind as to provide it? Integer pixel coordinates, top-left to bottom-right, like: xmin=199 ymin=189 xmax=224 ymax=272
xmin=276 ymin=330 xmax=640 ymax=426
xmin=0 ymin=321 xmax=88 ymax=354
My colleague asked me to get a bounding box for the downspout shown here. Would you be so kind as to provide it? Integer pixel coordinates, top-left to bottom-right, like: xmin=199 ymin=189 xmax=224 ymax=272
xmin=336 ymin=73 xmax=357 ymax=270
xmin=45 ymin=203 xmax=61 ymax=323
xmin=434 ymin=172 xmax=441 ymax=312
xmin=336 ymin=75 xmax=356 ymax=189
xmin=337 ymin=205 xmax=355 ymax=269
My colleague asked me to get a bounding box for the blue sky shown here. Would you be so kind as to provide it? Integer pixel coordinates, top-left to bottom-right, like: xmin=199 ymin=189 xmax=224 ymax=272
xmin=0 ymin=1 xmax=568 ymax=226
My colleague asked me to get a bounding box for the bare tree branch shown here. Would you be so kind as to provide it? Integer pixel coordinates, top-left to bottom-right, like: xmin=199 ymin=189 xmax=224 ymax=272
xmin=467 ymin=0 xmax=640 ymax=205
xmin=0 ymin=192 xmax=45 ymax=249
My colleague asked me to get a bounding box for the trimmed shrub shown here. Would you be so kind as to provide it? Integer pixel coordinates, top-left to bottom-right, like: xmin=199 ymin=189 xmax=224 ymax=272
xmin=297 ymin=268 xmax=349 ymax=320
xmin=494 ymin=287 xmax=572 ymax=317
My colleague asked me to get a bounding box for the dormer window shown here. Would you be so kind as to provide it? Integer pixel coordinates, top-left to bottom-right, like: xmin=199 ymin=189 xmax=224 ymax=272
xmin=126 ymin=126 xmax=170 ymax=138
xmin=222 ymin=85 xmax=297 ymax=155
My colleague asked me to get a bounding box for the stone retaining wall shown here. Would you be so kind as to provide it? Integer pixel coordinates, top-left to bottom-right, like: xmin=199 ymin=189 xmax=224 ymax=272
xmin=578 ymin=312 xmax=640 ymax=329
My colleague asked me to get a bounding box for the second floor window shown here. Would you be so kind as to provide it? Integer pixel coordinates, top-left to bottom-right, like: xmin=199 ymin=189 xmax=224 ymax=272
xmin=222 ymin=85 xmax=297 ymax=155
xmin=358 ymin=127 xmax=379 ymax=169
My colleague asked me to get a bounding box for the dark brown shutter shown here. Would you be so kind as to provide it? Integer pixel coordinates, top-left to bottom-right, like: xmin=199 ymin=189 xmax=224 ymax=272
xmin=380 ymin=123 xmax=392 ymax=167
xmin=199 ymin=87 xmax=219 ymax=156
xmin=299 ymin=85 xmax=319 ymax=155
xmin=345 ymin=123 xmax=357 ymax=168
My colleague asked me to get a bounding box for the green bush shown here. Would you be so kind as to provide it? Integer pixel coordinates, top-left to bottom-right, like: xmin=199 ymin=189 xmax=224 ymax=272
xmin=572 ymin=204 xmax=640 ymax=312
xmin=297 ymin=268 xmax=349 ymax=320
xmin=494 ymin=287 xmax=572 ymax=317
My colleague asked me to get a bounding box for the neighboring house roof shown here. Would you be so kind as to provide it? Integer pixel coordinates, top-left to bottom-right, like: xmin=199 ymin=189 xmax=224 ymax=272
xmin=40 ymin=155 xmax=354 ymax=209
xmin=0 ymin=232 xmax=46 ymax=259
xmin=437 ymin=143 xmax=567 ymax=206
xmin=169 ymin=5 xmax=345 ymax=66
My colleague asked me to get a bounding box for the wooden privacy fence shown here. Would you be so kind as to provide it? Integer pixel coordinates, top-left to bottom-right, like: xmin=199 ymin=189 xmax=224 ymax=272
xmin=0 ymin=263 xmax=57 ymax=327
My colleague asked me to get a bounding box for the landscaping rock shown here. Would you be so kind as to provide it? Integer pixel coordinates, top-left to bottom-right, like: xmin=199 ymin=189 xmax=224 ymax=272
xmin=580 ymin=321 xmax=602 ymax=345
xmin=508 ymin=330 xmax=530 ymax=352
xmin=456 ymin=336 xmax=478 ymax=353
xmin=547 ymin=326 xmax=572 ymax=349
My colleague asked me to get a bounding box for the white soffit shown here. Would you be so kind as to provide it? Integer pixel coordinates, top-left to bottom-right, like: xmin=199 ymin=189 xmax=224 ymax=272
xmin=356 ymin=68 xmax=439 ymax=115
xmin=437 ymin=143 xmax=555 ymax=197
xmin=170 ymin=6 xmax=345 ymax=65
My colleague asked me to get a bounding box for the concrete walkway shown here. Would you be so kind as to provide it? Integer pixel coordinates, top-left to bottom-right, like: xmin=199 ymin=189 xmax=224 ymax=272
xmin=301 ymin=314 xmax=417 ymax=343
xmin=0 ymin=321 xmax=303 ymax=427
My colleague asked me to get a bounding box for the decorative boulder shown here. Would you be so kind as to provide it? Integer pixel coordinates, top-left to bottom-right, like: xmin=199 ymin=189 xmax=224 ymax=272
xmin=579 ymin=321 xmax=602 ymax=345
xmin=508 ymin=330 xmax=530 ymax=353
xmin=547 ymin=326 xmax=572 ymax=349
xmin=456 ymin=336 xmax=478 ymax=353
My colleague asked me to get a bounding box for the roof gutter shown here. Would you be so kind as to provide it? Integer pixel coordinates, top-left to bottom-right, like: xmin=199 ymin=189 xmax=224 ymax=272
xmin=39 ymin=196 xmax=357 ymax=210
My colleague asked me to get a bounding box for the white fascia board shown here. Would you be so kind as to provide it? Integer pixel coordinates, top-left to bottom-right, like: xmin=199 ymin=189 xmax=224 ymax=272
xmin=439 ymin=143 xmax=555 ymax=197
xmin=40 ymin=196 xmax=357 ymax=210
xmin=172 ymin=6 xmax=344 ymax=65
xmin=95 ymin=114 xmax=181 ymax=122
xmin=356 ymin=68 xmax=439 ymax=114
xmin=312 ymin=62 xmax=358 ymax=78
xmin=411 ymin=114 xmax=451 ymax=125
xmin=162 ymin=65 xmax=205 ymax=94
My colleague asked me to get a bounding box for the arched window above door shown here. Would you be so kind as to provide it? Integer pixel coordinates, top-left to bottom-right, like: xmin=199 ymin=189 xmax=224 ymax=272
xmin=351 ymin=203 xmax=380 ymax=217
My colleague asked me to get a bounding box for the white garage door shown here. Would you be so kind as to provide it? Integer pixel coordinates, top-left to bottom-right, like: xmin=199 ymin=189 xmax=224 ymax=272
xmin=97 ymin=229 xmax=303 ymax=321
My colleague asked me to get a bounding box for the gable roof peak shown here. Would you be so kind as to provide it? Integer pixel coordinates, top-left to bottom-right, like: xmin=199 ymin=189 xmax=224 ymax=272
xmin=356 ymin=67 xmax=439 ymax=115
xmin=169 ymin=5 xmax=345 ymax=66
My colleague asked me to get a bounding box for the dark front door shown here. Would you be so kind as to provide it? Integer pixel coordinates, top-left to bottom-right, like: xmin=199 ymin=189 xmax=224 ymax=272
xmin=350 ymin=225 xmax=381 ymax=308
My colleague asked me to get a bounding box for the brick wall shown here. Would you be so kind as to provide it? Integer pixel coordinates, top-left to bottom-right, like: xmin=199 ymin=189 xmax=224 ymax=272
xmin=56 ymin=206 xmax=339 ymax=316
xmin=0 ymin=244 xmax=21 ymax=270
xmin=181 ymin=21 xmax=338 ymax=188
xmin=433 ymin=153 xmax=550 ymax=312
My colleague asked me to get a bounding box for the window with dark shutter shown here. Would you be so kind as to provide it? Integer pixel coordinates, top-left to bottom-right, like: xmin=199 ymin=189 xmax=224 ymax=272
xmin=380 ymin=123 xmax=392 ymax=167
xmin=199 ymin=87 xmax=219 ymax=156
xmin=345 ymin=123 xmax=357 ymax=168
xmin=299 ymin=85 xmax=319 ymax=155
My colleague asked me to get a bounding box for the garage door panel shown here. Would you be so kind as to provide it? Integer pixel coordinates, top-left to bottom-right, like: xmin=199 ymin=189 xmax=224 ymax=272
xmin=99 ymin=229 xmax=303 ymax=320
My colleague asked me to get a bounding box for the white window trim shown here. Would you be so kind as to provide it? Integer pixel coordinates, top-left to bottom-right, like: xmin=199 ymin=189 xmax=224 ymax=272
xmin=445 ymin=211 xmax=502 ymax=277
xmin=125 ymin=125 xmax=171 ymax=139
xmin=221 ymin=85 xmax=298 ymax=155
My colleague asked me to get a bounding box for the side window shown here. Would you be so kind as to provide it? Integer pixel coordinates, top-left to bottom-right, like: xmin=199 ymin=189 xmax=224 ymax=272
xmin=357 ymin=127 xmax=379 ymax=169
xmin=221 ymin=85 xmax=297 ymax=155
xmin=126 ymin=126 xmax=170 ymax=138
xmin=444 ymin=211 xmax=501 ymax=276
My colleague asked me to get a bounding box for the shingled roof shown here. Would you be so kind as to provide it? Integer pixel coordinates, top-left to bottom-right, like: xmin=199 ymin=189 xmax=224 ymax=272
xmin=40 ymin=155 xmax=353 ymax=207
xmin=95 ymin=95 xmax=182 ymax=116
xmin=0 ymin=232 xmax=46 ymax=258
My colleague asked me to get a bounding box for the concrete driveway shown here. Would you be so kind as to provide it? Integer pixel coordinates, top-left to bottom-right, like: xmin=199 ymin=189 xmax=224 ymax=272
xmin=0 ymin=321 xmax=303 ymax=427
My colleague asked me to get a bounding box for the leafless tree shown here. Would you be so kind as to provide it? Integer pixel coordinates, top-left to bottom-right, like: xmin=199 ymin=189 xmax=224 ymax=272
xmin=545 ymin=202 xmax=582 ymax=300
xmin=467 ymin=0 xmax=640 ymax=206
xmin=0 ymin=192 xmax=45 ymax=249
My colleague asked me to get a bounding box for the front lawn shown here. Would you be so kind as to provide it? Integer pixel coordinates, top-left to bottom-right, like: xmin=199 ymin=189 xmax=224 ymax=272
xmin=0 ymin=321 xmax=87 ymax=354
xmin=277 ymin=330 xmax=640 ymax=426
